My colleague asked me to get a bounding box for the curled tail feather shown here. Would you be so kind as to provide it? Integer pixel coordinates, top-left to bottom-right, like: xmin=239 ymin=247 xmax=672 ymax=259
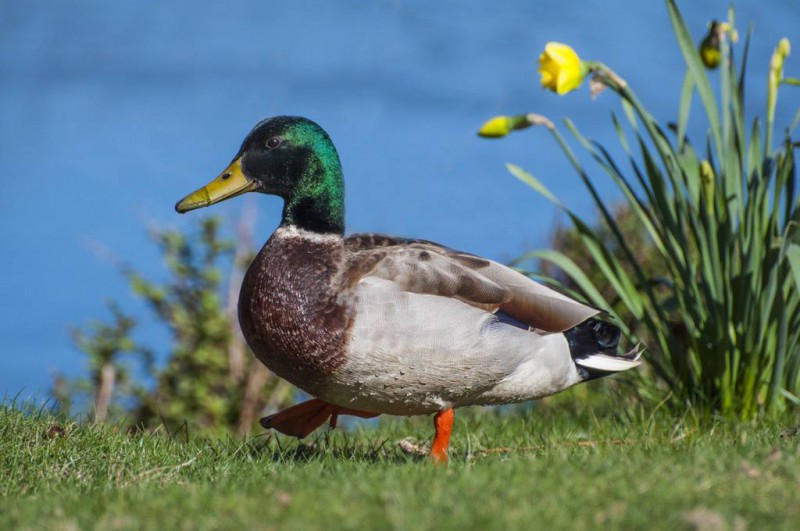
xmin=566 ymin=319 xmax=643 ymax=380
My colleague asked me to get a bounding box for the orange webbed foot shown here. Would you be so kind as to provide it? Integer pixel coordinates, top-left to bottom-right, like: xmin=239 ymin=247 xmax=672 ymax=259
xmin=260 ymin=398 xmax=378 ymax=438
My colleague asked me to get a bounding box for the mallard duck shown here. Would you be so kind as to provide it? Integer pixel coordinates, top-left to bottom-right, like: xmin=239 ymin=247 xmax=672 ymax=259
xmin=175 ymin=116 xmax=641 ymax=462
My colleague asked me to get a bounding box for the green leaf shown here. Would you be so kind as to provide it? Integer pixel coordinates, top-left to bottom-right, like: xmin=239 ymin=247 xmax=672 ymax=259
xmin=789 ymin=108 xmax=800 ymax=136
xmin=786 ymin=244 xmax=800 ymax=292
xmin=677 ymin=72 xmax=694 ymax=149
xmin=506 ymin=163 xmax=563 ymax=207
xmin=524 ymin=249 xmax=610 ymax=309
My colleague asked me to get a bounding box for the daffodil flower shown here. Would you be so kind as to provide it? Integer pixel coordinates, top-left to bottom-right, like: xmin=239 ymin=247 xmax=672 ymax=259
xmin=538 ymin=42 xmax=586 ymax=95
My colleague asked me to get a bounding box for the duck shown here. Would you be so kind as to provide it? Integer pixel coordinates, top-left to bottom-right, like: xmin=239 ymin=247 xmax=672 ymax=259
xmin=175 ymin=116 xmax=642 ymax=462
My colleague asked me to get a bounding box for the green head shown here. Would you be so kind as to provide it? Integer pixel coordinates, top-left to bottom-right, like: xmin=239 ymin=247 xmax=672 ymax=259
xmin=175 ymin=116 xmax=345 ymax=234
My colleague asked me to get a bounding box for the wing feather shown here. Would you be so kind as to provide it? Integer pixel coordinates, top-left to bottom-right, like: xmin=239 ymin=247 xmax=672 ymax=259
xmin=342 ymin=233 xmax=598 ymax=332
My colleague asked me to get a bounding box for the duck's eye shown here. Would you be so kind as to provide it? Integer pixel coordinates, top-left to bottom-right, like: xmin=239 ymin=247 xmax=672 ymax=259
xmin=266 ymin=137 xmax=281 ymax=149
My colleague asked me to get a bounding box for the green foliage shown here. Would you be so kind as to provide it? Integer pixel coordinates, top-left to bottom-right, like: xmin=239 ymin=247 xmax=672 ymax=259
xmin=53 ymin=303 xmax=152 ymax=422
xmin=519 ymin=203 xmax=672 ymax=339
xmin=3 ymin=401 xmax=799 ymax=529
xmin=57 ymin=216 xmax=292 ymax=435
xmin=127 ymin=217 xmax=236 ymax=431
xmin=493 ymin=1 xmax=800 ymax=418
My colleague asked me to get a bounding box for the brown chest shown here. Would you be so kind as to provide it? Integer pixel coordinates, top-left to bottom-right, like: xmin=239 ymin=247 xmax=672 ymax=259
xmin=237 ymin=234 xmax=353 ymax=392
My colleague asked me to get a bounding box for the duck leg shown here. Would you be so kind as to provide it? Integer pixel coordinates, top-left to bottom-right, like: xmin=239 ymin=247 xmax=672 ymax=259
xmin=327 ymin=404 xmax=380 ymax=429
xmin=430 ymin=408 xmax=455 ymax=463
xmin=260 ymin=398 xmax=378 ymax=438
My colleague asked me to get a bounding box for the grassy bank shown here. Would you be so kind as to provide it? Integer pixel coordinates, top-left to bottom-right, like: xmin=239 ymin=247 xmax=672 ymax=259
xmin=2 ymin=401 xmax=799 ymax=530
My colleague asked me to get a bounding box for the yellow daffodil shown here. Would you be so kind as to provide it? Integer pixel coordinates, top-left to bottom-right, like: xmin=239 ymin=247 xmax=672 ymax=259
xmin=538 ymin=42 xmax=585 ymax=95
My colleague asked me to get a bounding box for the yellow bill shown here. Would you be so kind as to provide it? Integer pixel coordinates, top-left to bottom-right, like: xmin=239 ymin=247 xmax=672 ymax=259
xmin=175 ymin=158 xmax=257 ymax=213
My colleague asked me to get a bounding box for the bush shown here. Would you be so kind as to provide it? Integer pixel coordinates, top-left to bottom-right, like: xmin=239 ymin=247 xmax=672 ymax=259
xmin=55 ymin=216 xmax=293 ymax=435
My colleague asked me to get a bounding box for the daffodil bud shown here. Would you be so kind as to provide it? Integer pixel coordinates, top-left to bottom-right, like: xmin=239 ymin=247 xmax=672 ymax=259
xmin=778 ymin=38 xmax=791 ymax=58
xmin=699 ymin=21 xmax=723 ymax=70
xmin=538 ymin=42 xmax=586 ymax=95
xmin=698 ymin=21 xmax=739 ymax=70
xmin=720 ymin=22 xmax=739 ymax=44
xmin=768 ymin=37 xmax=792 ymax=127
xmin=477 ymin=115 xmax=535 ymax=138
xmin=478 ymin=116 xmax=513 ymax=138
xmin=772 ymin=38 xmax=791 ymax=71
xmin=699 ymin=160 xmax=716 ymax=215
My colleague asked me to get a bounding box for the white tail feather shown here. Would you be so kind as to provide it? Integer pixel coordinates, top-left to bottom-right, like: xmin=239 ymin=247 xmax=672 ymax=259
xmin=575 ymin=347 xmax=644 ymax=373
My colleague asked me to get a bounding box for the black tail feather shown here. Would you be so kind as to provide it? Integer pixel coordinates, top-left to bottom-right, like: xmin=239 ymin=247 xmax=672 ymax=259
xmin=565 ymin=319 xmax=623 ymax=381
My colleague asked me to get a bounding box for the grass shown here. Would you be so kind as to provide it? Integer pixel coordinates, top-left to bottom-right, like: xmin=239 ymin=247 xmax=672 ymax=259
xmin=2 ymin=399 xmax=799 ymax=530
